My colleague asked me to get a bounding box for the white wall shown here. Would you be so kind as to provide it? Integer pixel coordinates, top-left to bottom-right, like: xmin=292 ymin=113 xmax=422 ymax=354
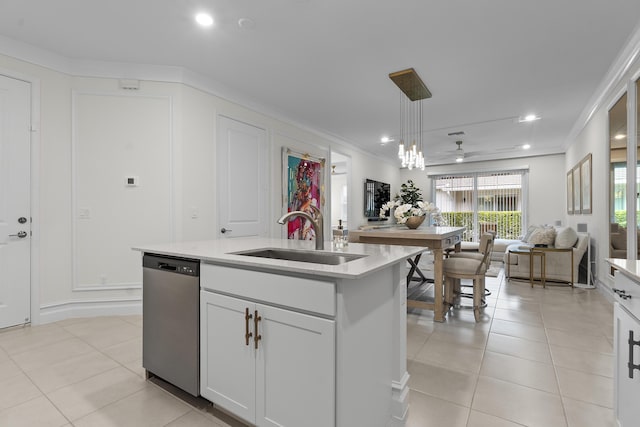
xmin=400 ymin=154 xmax=566 ymax=228
xmin=564 ymin=58 xmax=640 ymax=291
xmin=0 ymin=53 xmax=400 ymax=323
xmin=561 ymin=24 xmax=640 ymax=292
xmin=564 ymin=108 xmax=608 ymax=287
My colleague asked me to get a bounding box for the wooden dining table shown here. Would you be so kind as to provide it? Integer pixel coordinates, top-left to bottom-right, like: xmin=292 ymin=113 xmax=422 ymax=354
xmin=349 ymin=225 xmax=465 ymax=322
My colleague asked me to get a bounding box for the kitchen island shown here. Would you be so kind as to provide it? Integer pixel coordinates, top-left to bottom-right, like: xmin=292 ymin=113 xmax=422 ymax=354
xmin=134 ymin=237 xmax=427 ymax=427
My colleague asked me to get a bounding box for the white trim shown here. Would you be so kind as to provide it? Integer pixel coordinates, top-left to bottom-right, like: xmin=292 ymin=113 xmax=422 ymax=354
xmin=606 ymin=87 xmax=629 ymax=112
xmin=70 ymin=90 xmax=173 ymax=291
xmin=73 ymin=283 xmax=141 ymax=292
xmin=0 ymin=35 xmax=72 ymax=74
xmin=0 ymin=35 xmax=397 ymax=167
xmin=391 ymin=370 xmax=410 ymax=391
xmin=0 ymin=67 xmax=41 ymax=326
xmin=38 ymin=298 xmax=141 ymax=325
xmin=567 ymin=21 xmax=640 ymax=146
xmin=627 ymin=79 xmax=638 ymax=260
xmin=390 ymin=371 xmax=410 ymax=424
xmin=427 ymin=165 xmax=530 ymax=177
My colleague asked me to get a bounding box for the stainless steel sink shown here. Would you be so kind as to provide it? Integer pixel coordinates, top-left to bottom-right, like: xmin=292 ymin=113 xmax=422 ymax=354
xmin=231 ymin=248 xmax=366 ymax=265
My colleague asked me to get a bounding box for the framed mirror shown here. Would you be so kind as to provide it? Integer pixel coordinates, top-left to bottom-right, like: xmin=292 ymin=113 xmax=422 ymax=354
xmin=609 ymin=92 xmax=627 ymax=259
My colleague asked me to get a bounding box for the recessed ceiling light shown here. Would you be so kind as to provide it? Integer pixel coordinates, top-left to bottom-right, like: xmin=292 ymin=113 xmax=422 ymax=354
xmin=523 ymin=144 xmax=531 ymax=150
xmin=195 ymin=13 xmax=214 ymax=27
xmin=455 ymin=157 xmax=464 ymax=163
xmin=518 ymin=114 xmax=541 ymax=123
xmin=615 ymin=133 xmax=626 ymax=140
xmin=380 ymin=136 xmax=393 ymax=143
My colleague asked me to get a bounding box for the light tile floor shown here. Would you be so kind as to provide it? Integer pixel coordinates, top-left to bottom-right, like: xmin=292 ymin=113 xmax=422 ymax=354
xmin=0 ymin=269 xmax=615 ymax=427
xmin=406 ymin=270 xmax=615 ymax=427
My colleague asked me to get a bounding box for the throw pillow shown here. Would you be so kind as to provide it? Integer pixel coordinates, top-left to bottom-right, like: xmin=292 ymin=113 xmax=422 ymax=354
xmin=554 ymin=227 xmax=579 ymax=249
xmin=522 ymin=225 xmax=541 ymax=242
xmin=611 ymin=233 xmax=626 ymax=250
xmin=527 ymin=227 xmax=557 ymax=245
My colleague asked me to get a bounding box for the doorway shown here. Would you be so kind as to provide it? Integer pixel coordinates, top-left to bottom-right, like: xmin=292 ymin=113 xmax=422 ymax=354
xmin=330 ymin=152 xmax=350 ymax=232
xmin=0 ymin=74 xmax=32 ymax=329
xmin=216 ymin=115 xmax=268 ymax=238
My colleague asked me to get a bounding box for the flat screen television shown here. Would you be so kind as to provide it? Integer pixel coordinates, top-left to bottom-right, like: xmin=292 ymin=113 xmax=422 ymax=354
xmin=364 ymin=179 xmax=390 ymax=220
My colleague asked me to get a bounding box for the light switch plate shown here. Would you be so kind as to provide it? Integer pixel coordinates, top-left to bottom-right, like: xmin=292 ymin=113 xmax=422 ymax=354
xmin=78 ymin=208 xmax=91 ymax=219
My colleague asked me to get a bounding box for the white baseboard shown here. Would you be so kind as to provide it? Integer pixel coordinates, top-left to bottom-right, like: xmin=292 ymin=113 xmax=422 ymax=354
xmin=596 ymin=280 xmax=616 ymax=303
xmin=36 ymin=298 xmax=142 ymax=325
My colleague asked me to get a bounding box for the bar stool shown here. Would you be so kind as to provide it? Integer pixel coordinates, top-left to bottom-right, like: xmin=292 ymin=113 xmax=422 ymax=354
xmin=443 ymin=232 xmax=495 ymax=321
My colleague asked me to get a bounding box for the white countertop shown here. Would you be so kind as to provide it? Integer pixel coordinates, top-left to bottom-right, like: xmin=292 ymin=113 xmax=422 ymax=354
xmin=607 ymin=258 xmax=640 ymax=282
xmin=133 ymin=237 xmax=428 ymax=279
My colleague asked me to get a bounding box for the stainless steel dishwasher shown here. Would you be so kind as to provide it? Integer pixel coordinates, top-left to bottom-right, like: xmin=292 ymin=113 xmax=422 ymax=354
xmin=142 ymin=253 xmax=200 ymax=396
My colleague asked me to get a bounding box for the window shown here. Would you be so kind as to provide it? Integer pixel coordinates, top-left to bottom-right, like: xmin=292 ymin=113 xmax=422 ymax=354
xmin=432 ymin=170 xmax=527 ymax=242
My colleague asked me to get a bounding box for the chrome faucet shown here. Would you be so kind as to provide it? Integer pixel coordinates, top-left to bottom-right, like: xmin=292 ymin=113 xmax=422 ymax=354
xmin=277 ymin=205 xmax=324 ymax=250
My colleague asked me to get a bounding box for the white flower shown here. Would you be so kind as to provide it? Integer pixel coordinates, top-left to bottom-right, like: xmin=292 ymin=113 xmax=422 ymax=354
xmin=379 ymin=200 xmax=400 ymax=218
xmin=417 ymin=201 xmax=439 ymax=214
xmin=377 ymin=186 xmax=440 ymax=225
xmin=380 ymin=199 xmax=441 ymax=221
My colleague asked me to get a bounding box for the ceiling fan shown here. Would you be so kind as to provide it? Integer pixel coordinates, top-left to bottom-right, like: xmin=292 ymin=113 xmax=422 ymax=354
xmin=429 ymin=139 xmax=478 ymax=163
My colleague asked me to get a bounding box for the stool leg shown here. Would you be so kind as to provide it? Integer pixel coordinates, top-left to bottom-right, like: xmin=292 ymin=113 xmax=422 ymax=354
xmin=444 ymin=276 xmax=453 ymax=306
xmin=473 ymin=277 xmax=483 ymax=322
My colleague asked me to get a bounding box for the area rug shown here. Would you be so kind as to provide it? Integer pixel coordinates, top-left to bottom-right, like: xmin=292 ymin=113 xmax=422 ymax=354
xmin=486 ymin=261 xmax=504 ymax=277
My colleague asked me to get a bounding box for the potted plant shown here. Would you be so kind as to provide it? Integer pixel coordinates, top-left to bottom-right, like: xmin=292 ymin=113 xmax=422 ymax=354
xmin=379 ymin=180 xmax=440 ymax=228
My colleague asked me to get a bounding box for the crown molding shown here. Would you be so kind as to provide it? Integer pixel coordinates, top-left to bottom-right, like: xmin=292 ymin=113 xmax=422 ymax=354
xmin=566 ymin=21 xmax=640 ymax=146
xmin=0 ymin=34 xmax=397 ymax=167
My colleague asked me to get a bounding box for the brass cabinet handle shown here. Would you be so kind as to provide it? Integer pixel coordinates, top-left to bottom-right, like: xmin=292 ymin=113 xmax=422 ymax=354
xmin=254 ymin=310 xmax=262 ymax=349
xmin=244 ymin=308 xmax=253 ymax=346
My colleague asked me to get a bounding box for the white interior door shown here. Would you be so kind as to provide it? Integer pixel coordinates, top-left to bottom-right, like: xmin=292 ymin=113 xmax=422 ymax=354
xmin=0 ymin=75 xmax=31 ymax=329
xmin=217 ymin=116 xmax=268 ymax=238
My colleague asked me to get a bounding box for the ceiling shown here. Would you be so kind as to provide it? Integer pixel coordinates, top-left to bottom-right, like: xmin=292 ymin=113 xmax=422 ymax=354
xmin=1 ymin=0 xmax=639 ymax=166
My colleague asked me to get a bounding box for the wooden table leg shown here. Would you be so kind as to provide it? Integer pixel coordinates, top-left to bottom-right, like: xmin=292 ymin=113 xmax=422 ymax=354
xmin=433 ymin=248 xmax=445 ymax=322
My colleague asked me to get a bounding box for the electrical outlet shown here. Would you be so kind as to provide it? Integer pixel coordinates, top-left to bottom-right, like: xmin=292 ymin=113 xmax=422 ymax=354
xmin=191 ymin=206 xmax=199 ymax=219
xmin=78 ymin=208 xmax=91 ymax=219
xmin=125 ymin=176 xmax=139 ymax=187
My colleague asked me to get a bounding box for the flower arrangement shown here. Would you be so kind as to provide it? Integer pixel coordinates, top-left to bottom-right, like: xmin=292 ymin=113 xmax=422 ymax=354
xmin=379 ymin=180 xmax=440 ymax=224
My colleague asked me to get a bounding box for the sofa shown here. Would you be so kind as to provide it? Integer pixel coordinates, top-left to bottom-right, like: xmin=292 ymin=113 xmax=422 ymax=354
xmin=502 ymin=225 xmax=589 ymax=284
xmin=459 ymin=237 xmax=523 ymax=262
xmin=609 ymin=223 xmax=640 ymax=259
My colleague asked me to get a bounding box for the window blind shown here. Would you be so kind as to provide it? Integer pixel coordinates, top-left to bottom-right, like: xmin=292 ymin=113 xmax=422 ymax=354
xmin=432 ymin=170 xmax=527 ymax=241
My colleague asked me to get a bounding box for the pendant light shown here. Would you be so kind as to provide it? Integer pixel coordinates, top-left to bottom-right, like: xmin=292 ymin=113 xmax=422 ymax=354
xmin=389 ymin=68 xmax=431 ymax=170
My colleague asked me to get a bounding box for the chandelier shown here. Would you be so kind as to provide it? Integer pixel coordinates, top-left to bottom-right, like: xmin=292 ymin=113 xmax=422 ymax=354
xmin=389 ymin=68 xmax=431 ymax=170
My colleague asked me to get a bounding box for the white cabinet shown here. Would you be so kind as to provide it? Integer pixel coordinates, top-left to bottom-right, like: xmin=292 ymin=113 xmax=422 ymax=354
xmin=612 ymin=271 xmax=640 ymax=427
xmin=614 ymin=303 xmax=640 ymax=427
xmin=200 ymin=290 xmax=335 ymax=427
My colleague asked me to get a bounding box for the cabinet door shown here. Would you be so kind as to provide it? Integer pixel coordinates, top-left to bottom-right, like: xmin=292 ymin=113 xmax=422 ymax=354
xmin=201 ymin=292 xmax=256 ymax=424
xmin=614 ymin=303 xmax=640 ymax=427
xmin=255 ymin=304 xmax=335 ymax=427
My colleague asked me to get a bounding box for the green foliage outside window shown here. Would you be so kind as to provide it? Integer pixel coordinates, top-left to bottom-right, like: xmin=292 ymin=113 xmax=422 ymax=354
xmin=613 ymin=210 xmax=640 ymax=228
xmin=440 ymin=211 xmax=522 ymax=241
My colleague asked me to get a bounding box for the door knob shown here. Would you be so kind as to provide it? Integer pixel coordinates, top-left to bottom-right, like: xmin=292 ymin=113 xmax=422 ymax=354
xmin=9 ymin=231 xmax=28 ymax=238
xmin=220 ymin=228 xmax=232 ymax=234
